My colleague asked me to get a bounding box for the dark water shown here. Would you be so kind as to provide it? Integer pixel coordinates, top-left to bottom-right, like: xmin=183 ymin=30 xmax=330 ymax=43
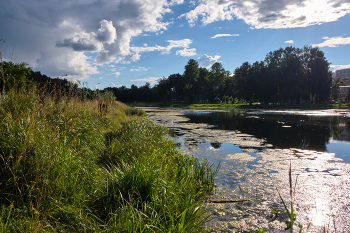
xmin=145 ymin=108 xmax=350 ymax=232
xmin=183 ymin=110 xmax=350 ymax=163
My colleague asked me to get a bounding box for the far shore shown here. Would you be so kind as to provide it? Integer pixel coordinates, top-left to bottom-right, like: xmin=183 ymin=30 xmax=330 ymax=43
xmin=128 ymin=102 xmax=350 ymax=110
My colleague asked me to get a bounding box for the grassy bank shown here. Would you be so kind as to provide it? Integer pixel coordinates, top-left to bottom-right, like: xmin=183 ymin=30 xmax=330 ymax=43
xmin=129 ymin=102 xmax=350 ymax=110
xmin=0 ymin=88 xmax=218 ymax=232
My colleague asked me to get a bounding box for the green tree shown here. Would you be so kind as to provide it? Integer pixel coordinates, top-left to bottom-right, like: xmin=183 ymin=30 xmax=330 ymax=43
xmin=234 ymin=62 xmax=254 ymax=103
xmin=168 ymin=73 xmax=185 ymax=101
xmin=264 ymin=48 xmax=284 ymax=104
xmin=330 ymin=76 xmax=348 ymax=101
xmin=345 ymin=87 xmax=350 ymax=108
xmin=183 ymin=59 xmax=199 ymax=102
xmin=0 ymin=61 xmax=32 ymax=93
xmin=206 ymin=62 xmax=227 ymax=100
xmin=304 ymin=46 xmax=331 ymax=103
xmin=197 ymin=67 xmax=209 ymax=101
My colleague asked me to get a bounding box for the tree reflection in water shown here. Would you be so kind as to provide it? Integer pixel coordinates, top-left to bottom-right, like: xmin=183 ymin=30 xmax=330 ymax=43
xmin=184 ymin=110 xmax=350 ymax=154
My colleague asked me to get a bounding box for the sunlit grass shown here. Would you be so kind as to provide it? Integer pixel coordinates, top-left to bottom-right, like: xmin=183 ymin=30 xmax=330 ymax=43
xmin=0 ymin=87 xmax=218 ymax=232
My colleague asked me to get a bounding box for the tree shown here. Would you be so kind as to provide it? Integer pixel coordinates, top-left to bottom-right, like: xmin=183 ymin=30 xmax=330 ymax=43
xmin=167 ymin=73 xmax=185 ymax=101
xmin=264 ymin=48 xmax=283 ymax=104
xmin=304 ymin=46 xmax=331 ymax=103
xmin=330 ymin=76 xmax=348 ymax=101
xmin=183 ymin=59 xmax=199 ymax=102
xmin=0 ymin=61 xmax=32 ymax=93
xmin=234 ymin=62 xmax=253 ymax=103
xmin=345 ymin=87 xmax=350 ymax=108
xmin=196 ymin=67 xmax=209 ymax=101
xmin=206 ymin=62 xmax=227 ymax=100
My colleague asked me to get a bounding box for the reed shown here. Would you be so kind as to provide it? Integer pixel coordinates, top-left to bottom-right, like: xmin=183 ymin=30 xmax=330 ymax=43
xmin=0 ymin=87 xmax=218 ymax=232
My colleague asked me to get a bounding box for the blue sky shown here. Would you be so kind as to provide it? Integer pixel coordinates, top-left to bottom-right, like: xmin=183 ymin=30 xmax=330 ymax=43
xmin=1 ymin=0 xmax=350 ymax=89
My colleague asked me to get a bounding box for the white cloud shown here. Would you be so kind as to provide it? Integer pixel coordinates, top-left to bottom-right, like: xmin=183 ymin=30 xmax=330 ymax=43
xmin=211 ymin=33 xmax=239 ymax=39
xmin=312 ymin=36 xmax=350 ymax=47
xmin=197 ymin=54 xmax=221 ymax=69
xmin=179 ymin=0 xmax=236 ymax=26
xmin=130 ymin=77 xmax=161 ymax=85
xmin=176 ymin=48 xmax=197 ymax=56
xmin=180 ymin=0 xmax=350 ymax=29
xmin=0 ymin=0 xmax=176 ymax=79
xmin=130 ymin=67 xmax=148 ymax=71
xmin=115 ymin=39 xmax=195 ymax=63
xmin=94 ymin=84 xmax=100 ymax=90
xmin=130 ymin=39 xmax=193 ymax=54
xmin=113 ymin=72 xmax=121 ymax=77
xmin=170 ymin=0 xmax=184 ymax=4
xmin=95 ymin=20 xmax=117 ymax=44
xmin=330 ymin=64 xmax=350 ymax=71
xmin=111 ymin=83 xmax=116 ymax=87
xmin=99 ymin=77 xmax=104 ymax=79
xmin=285 ymin=40 xmax=294 ymax=44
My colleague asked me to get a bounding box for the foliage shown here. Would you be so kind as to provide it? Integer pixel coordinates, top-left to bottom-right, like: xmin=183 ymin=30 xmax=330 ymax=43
xmin=0 ymin=87 xmax=218 ymax=232
xmin=184 ymin=59 xmax=200 ymax=103
xmin=330 ymin=76 xmax=348 ymax=101
xmin=346 ymin=87 xmax=350 ymax=108
xmin=96 ymin=89 xmax=116 ymax=103
xmin=103 ymin=46 xmax=332 ymax=105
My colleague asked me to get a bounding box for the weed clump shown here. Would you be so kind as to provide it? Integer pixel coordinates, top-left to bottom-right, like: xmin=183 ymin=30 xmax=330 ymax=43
xmin=0 ymin=87 xmax=218 ymax=232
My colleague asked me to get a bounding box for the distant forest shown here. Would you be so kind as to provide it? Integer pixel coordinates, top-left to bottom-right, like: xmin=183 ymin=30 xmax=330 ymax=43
xmin=1 ymin=45 xmax=348 ymax=104
xmin=106 ymin=45 xmax=346 ymax=104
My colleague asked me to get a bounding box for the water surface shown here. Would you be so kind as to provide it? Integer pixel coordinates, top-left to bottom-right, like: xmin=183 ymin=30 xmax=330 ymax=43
xmin=145 ymin=108 xmax=350 ymax=232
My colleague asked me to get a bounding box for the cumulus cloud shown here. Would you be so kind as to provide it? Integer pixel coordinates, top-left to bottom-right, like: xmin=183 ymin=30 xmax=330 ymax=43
xmin=118 ymin=39 xmax=195 ymax=63
xmin=179 ymin=0 xmax=236 ymax=26
xmin=211 ymin=33 xmax=239 ymax=39
xmin=312 ymin=36 xmax=350 ymax=47
xmin=180 ymin=0 xmax=350 ymax=29
xmin=130 ymin=39 xmax=193 ymax=55
xmin=176 ymin=48 xmax=197 ymax=56
xmin=0 ymin=0 xmax=179 ymax=79
xmin=111 ymin=83 xmax=116 ymax=87
xmin=285 ymin=40 xmax=294 ymax=44
xmin=197 ymin=54 xmax=221 ymax=69
xmin=55 ymin=20 xmax=116 ymax=53
xmin=130 ymin=67 xmax=148 ymax=71
xmin=113 ymin=72 xmax=121 ymax=77
xmin=330 ymin=64 xmax=350 ymax=71
xmin=130 ymin=77 xmax=161 ymax=85
xmin=95 ymin=20 xmax=117 ymax=44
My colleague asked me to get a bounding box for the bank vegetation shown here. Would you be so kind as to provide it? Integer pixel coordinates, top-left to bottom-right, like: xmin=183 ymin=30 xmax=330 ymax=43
xmin=0 ymin=86 xmax=218 ymax=232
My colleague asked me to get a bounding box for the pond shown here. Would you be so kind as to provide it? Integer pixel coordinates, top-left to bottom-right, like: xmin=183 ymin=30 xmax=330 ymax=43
xmin=144 ymin=108 xmax=350 ymax=232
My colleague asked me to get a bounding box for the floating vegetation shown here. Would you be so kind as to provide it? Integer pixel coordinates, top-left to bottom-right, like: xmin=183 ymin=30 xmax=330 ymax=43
xmin=144 ymin=108 xmax=350 ymax=232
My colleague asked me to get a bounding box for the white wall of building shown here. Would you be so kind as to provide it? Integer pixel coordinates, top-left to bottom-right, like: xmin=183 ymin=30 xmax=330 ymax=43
xmin=335 ymin=68 xmax=350 ymax=85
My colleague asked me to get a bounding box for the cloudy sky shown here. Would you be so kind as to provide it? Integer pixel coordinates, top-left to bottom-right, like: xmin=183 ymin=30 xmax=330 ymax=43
xmin=1 ymin=0 xmax=350 ymax=89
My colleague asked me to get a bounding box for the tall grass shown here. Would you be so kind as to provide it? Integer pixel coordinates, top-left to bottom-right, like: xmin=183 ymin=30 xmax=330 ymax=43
xmin=0 ymin=86 xmax=218 ymax=232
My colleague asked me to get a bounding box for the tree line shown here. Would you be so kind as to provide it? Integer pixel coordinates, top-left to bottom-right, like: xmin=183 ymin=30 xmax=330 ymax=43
xmin=107 ymin=45 xmax=340 ymax=104
xmin=0 ymin=60 xmax=108 ymax=101
xmin=1 ymin=44 xmax=349 ymax=104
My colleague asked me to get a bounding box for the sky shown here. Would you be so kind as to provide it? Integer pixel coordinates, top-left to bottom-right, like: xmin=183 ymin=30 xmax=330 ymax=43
xmin=1 ymin=0 xmax=350 ymax=89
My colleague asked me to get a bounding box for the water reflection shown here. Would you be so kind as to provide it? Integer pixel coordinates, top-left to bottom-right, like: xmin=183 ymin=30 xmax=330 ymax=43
xmin=183 ymin=110 xmax=350 ymax=160
xmin=144 ymin=108 xmax=350 ymax=232
xmin=211 ymin=142 xmax=222 ymax=149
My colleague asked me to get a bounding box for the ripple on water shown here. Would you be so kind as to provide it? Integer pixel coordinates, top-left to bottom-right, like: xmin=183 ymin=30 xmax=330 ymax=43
xmin=144 ymin=108 xmax=350 ymax=232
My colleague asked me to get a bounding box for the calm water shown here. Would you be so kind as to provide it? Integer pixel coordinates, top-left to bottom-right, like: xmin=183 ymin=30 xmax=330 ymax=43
xmin=145 ymin=108 xmax=350 ymax=232
xmin=183 ymin=110 xmax=350 ymax=162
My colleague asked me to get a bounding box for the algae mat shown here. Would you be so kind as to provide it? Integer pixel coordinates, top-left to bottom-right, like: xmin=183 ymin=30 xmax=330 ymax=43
xmin=145 ymin=108 xmax=350 ymax=232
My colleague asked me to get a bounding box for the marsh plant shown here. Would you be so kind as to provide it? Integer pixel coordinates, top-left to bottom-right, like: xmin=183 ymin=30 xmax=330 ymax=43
xmin=0 ymin=87 xmax=219 ymax=232
xmin=270 ymin=163 xmax=311 ymax=233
